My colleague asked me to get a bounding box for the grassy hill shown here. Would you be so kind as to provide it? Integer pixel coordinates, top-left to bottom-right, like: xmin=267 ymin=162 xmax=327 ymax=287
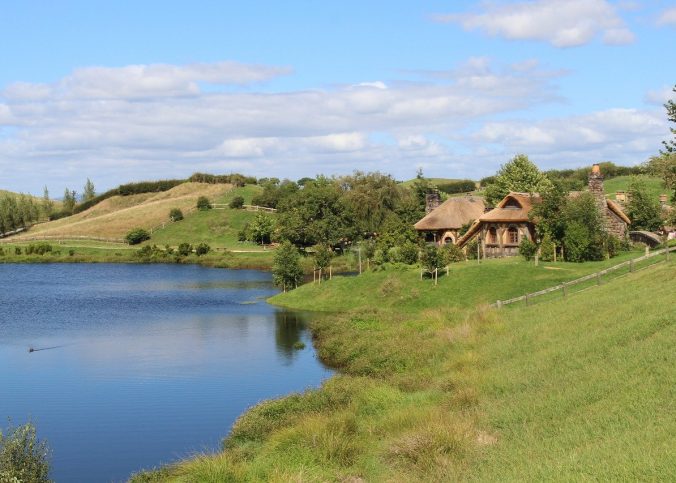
xmin=604 ymin=175 xmax=666 ymax=201
xmin=133 ymin=254 xmax=674 ymax=481
xmin=10 ymin=183 xmax=263 ymax=245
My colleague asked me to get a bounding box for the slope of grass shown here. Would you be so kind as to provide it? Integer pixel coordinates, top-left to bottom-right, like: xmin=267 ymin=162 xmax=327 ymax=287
xmin=132 ymin=255 xmax=673 ymax=482
xmin=14 ymin=183 xmax=233 ymax=240
xmin=604 ymin=175 xmax=665 ymax=201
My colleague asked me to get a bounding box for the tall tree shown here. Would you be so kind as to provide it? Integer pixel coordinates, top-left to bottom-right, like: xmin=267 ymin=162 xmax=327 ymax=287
xmin=339 ymin=171 xmax=402 ymax=234
xmin=272 ymin=241 xmax=303 ymax=292
xmin=63 ymin=188 xmax=76 ymax=214
xmin=41 ymin=186 xmax=54 ymax=218
xmin=645 ymin=153 xmax=676 ymax=201
xmin=484 ymin=154 xmax=553 ymax=206
xmin=626 ymin=177 xmax=663 ymax=231
xmin=82 ymin=178 xmax=96 ymax=202
xmin=661 ymin=84 xmax=676 ymax=154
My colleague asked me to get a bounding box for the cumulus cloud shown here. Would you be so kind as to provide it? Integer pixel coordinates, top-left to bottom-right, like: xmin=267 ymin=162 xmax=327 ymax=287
xmin=657 ymin=6 xmax=676 ymax=26
xmin=434 ymin=0 xmax=635 ymax=47
xmin=472 ymin=108 xmax=667 ymax=164
xmin=0 ymin=59 xmax=668 ymax=192
xmin=2 ymin=61 xmax=292 ymax=100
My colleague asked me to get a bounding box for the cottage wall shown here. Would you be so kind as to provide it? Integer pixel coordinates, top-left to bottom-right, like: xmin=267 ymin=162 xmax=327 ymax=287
xmin=606 ymin=209 xmax=627 ymax=238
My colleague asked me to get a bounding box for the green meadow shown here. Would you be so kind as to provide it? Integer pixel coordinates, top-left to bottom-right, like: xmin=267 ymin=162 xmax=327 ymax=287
xmin=132 ymin=252 xmax=674 ymax=482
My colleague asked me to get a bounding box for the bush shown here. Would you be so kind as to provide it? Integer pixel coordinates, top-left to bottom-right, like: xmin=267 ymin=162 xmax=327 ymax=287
xmin=196 ymin=196 xmax=212 ymax=211
xmin=25 ymin=243 xmax=52 ymax=256
xmin=229 ymin=196 xmax=245 ymax=209
xmin=0 ymin=248 xmax=4 ymax=256
xmin=441 ymin=243 xmax=465 ymax=264
xmin=465 ymin=239 xmax=479 ymax=259
xmin=195 ymin=243 xmax=211 ymax=256
xmin=539 ymin=233 xmax=556 ymax=262
xmin=399 ymin=241 xmax=420 ymax=265
xmin=177 ymin=243 xmax=192 ymax=256
xmin=14 ymin=247 xmax=22 ymax=255
xmin=68 ymin=249 xmax=75 ymax=256
xmin=125 ymin=228 xmax=151 ymax=245
xmin=169 ymin=208 xmax=184 ymax=222
xmin=419 ymin=244 xmax=442 ymax=272
xmin=519 ymin=238 xmax=537 ymax=261
xmin=0 ymin=422 xmax=50 ymax=483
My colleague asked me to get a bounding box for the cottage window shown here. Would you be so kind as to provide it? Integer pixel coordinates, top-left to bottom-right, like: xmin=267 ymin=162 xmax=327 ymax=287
xmin=443 ymin=236 xmax=453 ymax=245
xmin=507 ymin=227 xmax=519 ymax=244
xmin=488 ymin=227 xmax=497 ymax=244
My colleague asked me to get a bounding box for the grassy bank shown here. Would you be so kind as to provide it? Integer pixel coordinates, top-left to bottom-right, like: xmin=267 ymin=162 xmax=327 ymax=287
xmin=132 ymin=254 xmax=674 ymax=481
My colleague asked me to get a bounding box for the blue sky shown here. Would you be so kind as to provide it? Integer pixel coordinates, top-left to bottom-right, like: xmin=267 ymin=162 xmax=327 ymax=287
xmin=1 ymin=0 xmax=675 ymax=194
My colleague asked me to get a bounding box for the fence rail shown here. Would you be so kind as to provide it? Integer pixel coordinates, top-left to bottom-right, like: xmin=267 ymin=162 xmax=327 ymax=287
xmin=493 ymin=245 xmax=675 ymax=308
xmin=0 ymin=235 xmax=126 ymax=244
xmin=242 ymin=204 xmax=277 ymax=213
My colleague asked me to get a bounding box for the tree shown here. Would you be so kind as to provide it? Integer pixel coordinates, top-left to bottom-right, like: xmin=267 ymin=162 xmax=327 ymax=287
xmin=645 ymin=153 xmax=676 ymax=201
xmin=483 ymin=154 xmax=553 ymax=206
xmin=626 ymin=177 xmax=662 ymax=231
xmin=339 ymin=171 xmax=402 ymax=234
xmin=529 ymin=181 xmax=569 ymax=246
xmin=125 ymin=228 xmax=151 ymax=245
xmin=272 ymin=241 xmax=303 ymax=292
xmin=229 ymin=196 xmax=245 ymax=209
xmin=0 ymin=422 xmax=50 ymax=483
xmin=169 ymin=208 xmax=184 ymax=222
xmin=313 ymin=243 xmax=333 ymax=270
xmin=195 ymin=243 xmax=211 ymax=256
xmin=41 ymin=186 xmax=54 ymax=219
xmin=661 ymin=84 xmax=675 ymax=154
xmin=419 ymin=244 xmax=442 ymax=272
xmin=196 ymin=196 xmax=212 ymax=210
xmin=82 ymin=178 xmax=96 ymax=202
xmin=249 ymin=213 xmax=275 ymax=245
xmin=63 ymin=188 xmax=77 ymax=214
xmin=562 ymin=193 xmax=605 ymax=262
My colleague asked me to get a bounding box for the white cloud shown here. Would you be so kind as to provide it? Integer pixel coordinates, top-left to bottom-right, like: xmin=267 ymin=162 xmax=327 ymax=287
xmin=0 ymin=59 xmax=668 ymax=192
xmin=2 ymin=61 xmax=292 ymax=100
xmin=644 ymin=86 xmax=675 ymax=105
xmin=473 ymin=108 xmax=666 ymax=164
xmin=353 ymin=81 xmax=388 ymax=89
xmin=657 ymin=6 xmax=676 ymax=26
xmin=434 ymin=0 xmax=635 ymax=47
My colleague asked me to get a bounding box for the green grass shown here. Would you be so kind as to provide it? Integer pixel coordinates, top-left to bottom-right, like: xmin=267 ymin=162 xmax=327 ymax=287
xmin=604 ymin=175 xmax=666 ymax=201
xmin=132 ymin=253 xmax=674 ymax=482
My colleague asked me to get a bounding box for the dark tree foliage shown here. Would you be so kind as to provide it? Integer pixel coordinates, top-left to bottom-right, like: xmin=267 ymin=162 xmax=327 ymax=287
xmin=125 ymin=228 xmax=151 ymax=245
xmin=339 ymin=171 xmax=403 ymax=234
xmin=562 ymin=193 xmax=605 ymax=262
xmin=0 ymin=193 xmax=40 ymax=234
xmin=483 ymin=154 xmax=553 ymax=206
xmin=229 ymin=196 xmax=245 ymax=209
xmin=436 ymin=179 xmax=476 ymax=195
xmin=188 ymin=172 xmax=255 ymax=186
xmin=196 ymin=196 xmax=212 ymax=211
xmin=277 ymin=176 xmax=356 ymax=247
xmin=419 ymin=244 xmax=442 ymax=272
xmin=313 ymin=243 xmax=333 ymax=270
xmin=529 ymin=181 xmax=569 ymax=245
xmin=626 ymin=177 xmax=663 ymax=231
xmin=252 ymin=180 xmax=298 ymax=208
xmin=169 ymin=208 xmax=184 ymax=222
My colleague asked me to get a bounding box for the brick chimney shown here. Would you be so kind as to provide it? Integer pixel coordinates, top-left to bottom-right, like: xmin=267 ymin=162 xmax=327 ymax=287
xmin=588 ymin=163 xmax=606 ymax=218
xmin=425 ymin=190 xmax=441 ymax=214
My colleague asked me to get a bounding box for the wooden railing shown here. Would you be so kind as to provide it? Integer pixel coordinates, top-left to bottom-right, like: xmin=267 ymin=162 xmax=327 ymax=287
xmin=0 ymin=235 xmax=126 ymax=244
xmin=242 ymin=205 xmax=277 ymax=213
xmin=493 ymin=245 xmax=675 ymax=308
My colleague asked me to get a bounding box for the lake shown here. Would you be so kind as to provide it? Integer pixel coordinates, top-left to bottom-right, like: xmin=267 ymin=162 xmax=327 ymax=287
xmin=0 ymin=263 xmax=332 ymax=482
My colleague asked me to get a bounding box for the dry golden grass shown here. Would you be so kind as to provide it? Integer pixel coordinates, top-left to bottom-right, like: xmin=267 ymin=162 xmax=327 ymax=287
xmin=16 ymin=183 xmax=231 ymax=240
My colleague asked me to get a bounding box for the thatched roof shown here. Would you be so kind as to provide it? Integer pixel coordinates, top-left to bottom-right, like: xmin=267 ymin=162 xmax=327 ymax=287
xmin=414 ymin=196 xmax=486 ymax=231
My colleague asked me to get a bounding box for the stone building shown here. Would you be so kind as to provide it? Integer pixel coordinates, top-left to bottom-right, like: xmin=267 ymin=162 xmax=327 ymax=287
xmin=456 ymin=164 xmax=630 ymax=257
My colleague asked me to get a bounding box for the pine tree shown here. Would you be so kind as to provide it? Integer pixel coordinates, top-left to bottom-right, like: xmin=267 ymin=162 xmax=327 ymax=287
xmin=41 ymin=186 xmax=54 ymax=218
xmin=661 ymin=84 xmax=676 ymax=154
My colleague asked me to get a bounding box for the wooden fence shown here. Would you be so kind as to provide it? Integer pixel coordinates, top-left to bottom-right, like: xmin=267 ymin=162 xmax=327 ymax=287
xmin=0 ymin=235 xmax=126 ymax=244
xmin=493 ymin=245 xmax=675 ymax=309
xmin=242 ymin=204 xmax=277 ymax=213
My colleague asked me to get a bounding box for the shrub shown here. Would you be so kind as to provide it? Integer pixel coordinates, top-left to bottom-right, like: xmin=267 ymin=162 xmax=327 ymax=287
xmin=68 ymin=249 xmax=75 ymax=256
xmin=25 ymin=243 xmax=52 ymax=256
xmin=0 ymin=247 xmax=4 ymax=256
xmin=272 ymin=241 xmax=303 ymax=291
xmin=125 ymin=228 xmax=151 ymax=245
xmin=399 ymin=241 xmax=420 ymax=265
xmin=465 ymin=239 xmax=479 ymax=259
xmin=14 ymin=247 xmax=22 ymax=255
xmin=419 ymin=244 xmax=442 ymax=272
xmin=441 ymin=243 xmax=465 ymax=264
xmin=436 ymin=179 xmax=476 ymax=195
xmin=169 ymin=208 xmax=184 ymax=222
xmin=177 ymin=243 xmax=192 ymax=256
xmin=519 ymin=238 xmax=537 ymax=261
xmin=196 ymin=196 xmax=212 ymax=211
xmin=539 ymin=233 xmax=556 ymax=262
xmin=229 ymin=196 xmax=245 ymax=209
xmin=195 ymin=243 xmax=211 ymax=256
xmin=0 ymin=422 xmax=50 ymax=483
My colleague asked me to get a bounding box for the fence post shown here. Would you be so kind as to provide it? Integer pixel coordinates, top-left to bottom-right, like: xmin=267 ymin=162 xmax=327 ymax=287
xmin=496 ymin=300 xmax=502 ymax=309
xmin=525 ymin=294 xmax=530 ymax=306
xmin=629 ymin=259 xmax=633 ymax=272
xmin=596 ymin=272 xmax=601 ymax=285
xmin=562 ymin=284 xmax=566 ymax=297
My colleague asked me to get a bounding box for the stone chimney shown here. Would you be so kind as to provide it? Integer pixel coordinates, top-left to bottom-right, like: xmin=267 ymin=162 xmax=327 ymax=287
xmin=659 ymin=194 xmax=668 ymax=206
xmin=588 ymin=163 xmax=607 ymax=220
xmin=425 ymin=190 xmax=441 ymax=214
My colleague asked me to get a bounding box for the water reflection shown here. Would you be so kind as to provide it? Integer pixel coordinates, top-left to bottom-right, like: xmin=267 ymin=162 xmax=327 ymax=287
xmin=274 ymin=310 xmax=308 ymax=363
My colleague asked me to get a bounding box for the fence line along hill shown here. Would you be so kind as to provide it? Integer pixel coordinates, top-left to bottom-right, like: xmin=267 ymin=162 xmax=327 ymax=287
xmin=10 ymin=182 xmax=232 ymax=241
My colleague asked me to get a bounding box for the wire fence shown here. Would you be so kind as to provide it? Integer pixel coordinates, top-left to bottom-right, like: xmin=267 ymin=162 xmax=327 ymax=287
xmin=493 ymin=245 xmax=675 ymax=309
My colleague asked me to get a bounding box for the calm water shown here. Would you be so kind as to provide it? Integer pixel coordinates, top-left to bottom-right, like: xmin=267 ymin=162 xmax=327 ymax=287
xmin=0 ymin=263 xmax=332 ymax=482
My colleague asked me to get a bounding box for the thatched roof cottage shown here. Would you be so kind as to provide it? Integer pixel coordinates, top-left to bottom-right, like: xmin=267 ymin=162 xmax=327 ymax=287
xmin=414 ymin=195 xmax=486 ymax=245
